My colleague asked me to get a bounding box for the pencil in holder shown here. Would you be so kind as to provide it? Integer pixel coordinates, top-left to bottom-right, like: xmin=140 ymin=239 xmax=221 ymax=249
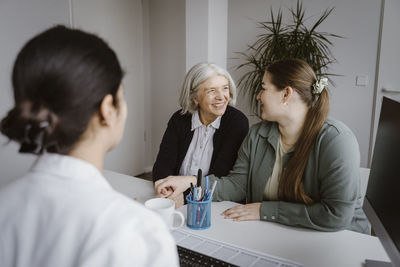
xmin=186 ymin=195 xmax=212 ymax=230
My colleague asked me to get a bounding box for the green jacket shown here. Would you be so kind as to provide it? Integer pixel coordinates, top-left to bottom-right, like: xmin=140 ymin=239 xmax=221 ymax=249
xmin=207 ymin=119 xmax=369 ymax=234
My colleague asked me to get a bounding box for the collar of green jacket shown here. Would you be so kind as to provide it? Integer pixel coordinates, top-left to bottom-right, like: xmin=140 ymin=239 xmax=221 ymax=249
xmin=256 ymin=122 xmax=296 ymax=155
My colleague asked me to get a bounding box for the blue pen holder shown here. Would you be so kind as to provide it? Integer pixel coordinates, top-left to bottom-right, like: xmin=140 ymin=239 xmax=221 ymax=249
xmin=186 ymin=195 xmax=212 ymax=230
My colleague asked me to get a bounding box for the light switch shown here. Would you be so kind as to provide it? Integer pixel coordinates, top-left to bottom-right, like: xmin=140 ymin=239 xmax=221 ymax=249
xmin=356 ymin=75 xmax=368 ymax=86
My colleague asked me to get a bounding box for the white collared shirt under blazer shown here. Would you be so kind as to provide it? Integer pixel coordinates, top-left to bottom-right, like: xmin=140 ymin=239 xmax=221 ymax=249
xmin=179 ymin=110 xmax=221 ymax=176
xmin=0 ymin=153 xmax=179 ymax=267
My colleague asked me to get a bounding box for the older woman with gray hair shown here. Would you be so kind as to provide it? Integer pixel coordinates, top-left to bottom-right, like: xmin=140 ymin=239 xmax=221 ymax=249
xmin=153 ymin=62 xmax=249 ymax=205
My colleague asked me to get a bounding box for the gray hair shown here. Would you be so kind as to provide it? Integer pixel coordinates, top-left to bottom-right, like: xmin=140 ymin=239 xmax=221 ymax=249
xmin=179 ymin=62 xmax=237 ymax=114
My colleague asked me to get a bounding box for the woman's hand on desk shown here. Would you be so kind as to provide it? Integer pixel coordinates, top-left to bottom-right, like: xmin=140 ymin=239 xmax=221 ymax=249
xmin=155 ymin=175 xmax=196 ymax=199
xmin=222 ymin=203 xmax=262 ymax=221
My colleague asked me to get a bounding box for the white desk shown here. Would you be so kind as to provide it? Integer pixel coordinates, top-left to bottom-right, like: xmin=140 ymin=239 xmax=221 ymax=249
xmin=104 ymin=170 xmax=390 ymax=267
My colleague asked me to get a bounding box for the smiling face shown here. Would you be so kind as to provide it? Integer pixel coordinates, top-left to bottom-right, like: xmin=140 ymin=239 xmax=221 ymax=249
xmin=256 ymin=72 xmax=284 ymax=121
xmin=195 ymin=75 xmax=230 ymax=125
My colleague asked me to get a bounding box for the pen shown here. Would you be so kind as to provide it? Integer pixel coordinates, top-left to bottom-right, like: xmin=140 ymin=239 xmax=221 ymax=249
xmin=196 ymin=187 xmax=202 ymax=201
xmin=191 ymin=187 xmax=199 ymax=226
xmin=193 ymin=187 xmax=198 ymax=201
xmin=196 ymin=205 xmax=201 ymax=226
xmin=197 ymin=169 xmax=202 ymax=187
xmin=199 ymin=203 xmax=209 ymax=227
xmin=199 ymin=180 xmax=217 ymax=226
xmin=208 ymin=180 xmax=217 ymax=201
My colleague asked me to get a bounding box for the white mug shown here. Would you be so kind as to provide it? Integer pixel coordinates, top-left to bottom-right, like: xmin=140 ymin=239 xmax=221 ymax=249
xmin=144 ymin=198 xmax=185 ymax=229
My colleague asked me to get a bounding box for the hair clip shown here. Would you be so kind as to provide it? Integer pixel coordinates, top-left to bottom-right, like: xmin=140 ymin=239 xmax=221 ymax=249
xmin=312 ymin=78 xmax=328 ymax=95
xmin=19 ymin=120 xmax=50 ymax=154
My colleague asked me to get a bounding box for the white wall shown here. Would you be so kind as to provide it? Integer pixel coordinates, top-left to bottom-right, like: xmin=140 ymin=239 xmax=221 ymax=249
xmin=72 ymin=0 xmax=146 ymax=176
xmin=142 ymin=0 xmax=153 ymax=172
xmin=0 ymin=0 xmax=70 ymax=186
xmin=227 ymin=0 xmax=382 ymax=167
xmin=186 ymin=0 xmax=228 ymax=70
xmin=371 ymin=0 xmax=400 ymax=163
xmin=208 ymin=0 xmax=228 ymax=69
xmin=148 ymin=0 xmax=186 ymax=164
xmin=186 ymin=0 xmax=208 ymax=70
xmin=0 ymin=0 xmax=148 ymax=186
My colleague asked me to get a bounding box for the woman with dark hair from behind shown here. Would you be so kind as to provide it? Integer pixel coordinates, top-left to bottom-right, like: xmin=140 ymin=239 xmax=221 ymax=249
xmin=0 ymin=26 xmax=178 ymax=267
xmin=156 ymin=58 xmax=369 ymax=234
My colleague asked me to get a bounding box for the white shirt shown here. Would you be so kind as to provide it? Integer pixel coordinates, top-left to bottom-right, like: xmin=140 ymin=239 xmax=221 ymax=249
xmin=263 ymin=136 xmax=286 ymax=200
xmin=0 ymin=153 xmax=179 ymax=267
xmin=179 ymin=111 xmax=221 ymax=176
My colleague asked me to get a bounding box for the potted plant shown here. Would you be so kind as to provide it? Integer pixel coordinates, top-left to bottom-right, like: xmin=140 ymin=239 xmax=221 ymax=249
xmin=236 ymin=0 xmax=342 ymax=115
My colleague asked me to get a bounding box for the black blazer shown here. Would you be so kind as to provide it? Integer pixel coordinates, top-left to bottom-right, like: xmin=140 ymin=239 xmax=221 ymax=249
xmin=152 ymin=105 xmax=249 ymax=182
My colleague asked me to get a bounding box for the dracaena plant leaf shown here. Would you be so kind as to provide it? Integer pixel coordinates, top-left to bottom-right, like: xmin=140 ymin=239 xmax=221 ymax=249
xmin=235 ymin=0 xmax=343 ymax=117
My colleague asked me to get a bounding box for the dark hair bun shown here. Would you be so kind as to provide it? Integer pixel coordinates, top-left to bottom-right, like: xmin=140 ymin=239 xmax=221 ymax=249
xmin=1 ymin=26 xmax=123 ymax=155
xmin=1 ymin=101 xmax=59 ymax=154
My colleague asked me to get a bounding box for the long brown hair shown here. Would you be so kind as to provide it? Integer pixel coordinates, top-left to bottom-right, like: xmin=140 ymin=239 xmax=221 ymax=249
xmin=266 ymin=59 xmax=330 ymax=204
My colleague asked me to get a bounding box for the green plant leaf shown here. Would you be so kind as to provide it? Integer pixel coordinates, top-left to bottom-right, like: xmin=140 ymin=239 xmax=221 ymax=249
xmin=235 ymin=0 xmax=343 ymax=116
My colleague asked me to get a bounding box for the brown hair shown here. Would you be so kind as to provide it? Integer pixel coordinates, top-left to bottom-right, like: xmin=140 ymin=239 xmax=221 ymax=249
xmin=266 ymin=58 xmax=330 ymax=204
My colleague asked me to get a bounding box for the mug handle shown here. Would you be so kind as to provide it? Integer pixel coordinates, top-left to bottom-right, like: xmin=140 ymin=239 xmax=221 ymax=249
xmin=171 ymin=210 xmax=185 ymax=229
